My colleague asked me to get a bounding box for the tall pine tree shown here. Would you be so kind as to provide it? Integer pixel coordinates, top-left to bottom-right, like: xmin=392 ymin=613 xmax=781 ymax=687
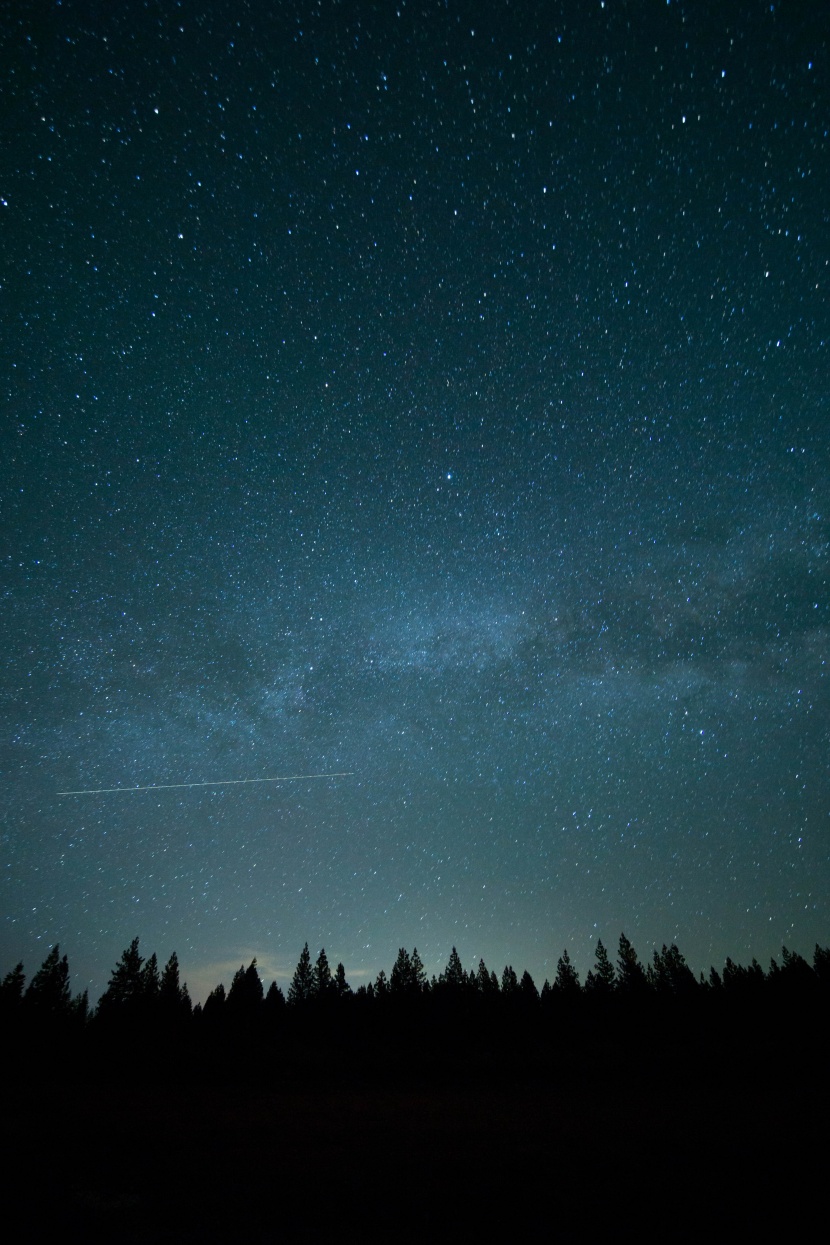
xmin=98 ymin=937 xmax=145 ymax=1016
xmin=288 ymin=943 xmax=314 ymax=1005
xmin=25 ymin=945 xmax=71 ymax=1017
xmin=312 ymin=948 xmax=334 ymax=999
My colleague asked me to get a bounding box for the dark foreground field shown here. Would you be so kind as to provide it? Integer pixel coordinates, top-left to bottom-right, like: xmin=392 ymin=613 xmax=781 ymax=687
xmin=5 ymin=1038 xmax=827 ymax=1242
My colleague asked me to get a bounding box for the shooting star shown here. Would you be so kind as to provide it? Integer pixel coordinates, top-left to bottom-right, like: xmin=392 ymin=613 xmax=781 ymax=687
xmin=57 ymin=772 xmax=354 ymax=795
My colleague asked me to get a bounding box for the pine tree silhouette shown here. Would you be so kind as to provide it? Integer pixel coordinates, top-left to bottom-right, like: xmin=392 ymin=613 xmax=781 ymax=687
xmin=288 ymin=943 xmax=314 ymax=1005
xmin=0 ymin=963 xmax=25 ymax=1011
xmin=617 ymin=934 xmax=649 ymax=995
xmin=585 ymin=939 xmax=616 ymax=995
xmin=265 ymin=981 xmax=286 ymax=1015
xmin=228 ymin=959 xmax=264 ymax=1014
xmin=501 ymin=965 xmax=518 ymax=995
xmin=390 ymin=948 xmax=413 ymax=995
xmin=554 ymin=948 xmax=581 ymax=996
xmin=159 ymin=952 xmax=191 ymax=1017
xmin=411 ymin=948 xmax=427 ymax=994
xmin=98 ymin=937 xmax=145 ymax=1016
xmin=25 ymin=945 xmax=71 ymax=1017
xmin=142 ymin=952 xmax=160 ymax=1003
xmin=441 ymin=947 xmax=466 ymax=991
xmin=312 ymin=948 xmax=334 ymax=999
xmin=333 ymin=963 xmax=351 ymax=997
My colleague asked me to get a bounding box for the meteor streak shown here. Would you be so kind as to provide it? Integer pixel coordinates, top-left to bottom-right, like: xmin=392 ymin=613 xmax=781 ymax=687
xmin=57 ymin=773 xmax=354 ymax=795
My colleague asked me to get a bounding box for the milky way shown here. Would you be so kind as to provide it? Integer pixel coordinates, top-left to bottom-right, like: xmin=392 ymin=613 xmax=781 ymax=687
xmin=2 ymin=1 xmax=827 ymax=1001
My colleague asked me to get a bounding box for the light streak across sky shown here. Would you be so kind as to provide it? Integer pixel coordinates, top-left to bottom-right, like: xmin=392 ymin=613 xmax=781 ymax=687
xmin=57 ymin=774 xmax=355 ymax=795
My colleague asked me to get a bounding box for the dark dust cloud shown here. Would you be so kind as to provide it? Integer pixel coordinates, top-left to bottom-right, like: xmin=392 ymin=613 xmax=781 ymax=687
xmin=2 ymin=0 xmax=827 ymax=1001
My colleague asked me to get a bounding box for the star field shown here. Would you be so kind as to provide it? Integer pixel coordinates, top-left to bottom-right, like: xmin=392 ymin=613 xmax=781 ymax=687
xmin=2 ymin=0 xmax=827 ymax=1002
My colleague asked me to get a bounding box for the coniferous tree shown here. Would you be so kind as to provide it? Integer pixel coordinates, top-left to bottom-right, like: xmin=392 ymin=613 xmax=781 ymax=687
xmin=519 ymin=970 xmax=539 ymax=1003
xmin=585 ymin=939 xmax=616 ymax=996
xmin=476 ymin=958 xmax=497 ymax=995
xmin=264 ymin=981 xmax=286 ymax=1014
xmin=98 ymin=937 xmax=145 ymax=1016
xmin=374 ymin=969 xmax=389 ymax=998
xmin=0 ymin=963 xmax=25 ymax=1011
xmin=721 ymin=956 xmax=743 ymax=993
xmin=288 ymin=944 xmax=314 ymax=1006
xmin=747 ymin=958 xmax=766 ymax=992
xmin=25 ymin=945 xmax=71 ymax=1017
xmin=70 ymin=989 xmax=90 ymax=1026
xmin=141 ymin=952 xmax=160 ymax=1003
xmin=203 ymin=981 xmax=226 ymax=1018
xmin=390 ymin=948 xmax=413 ymax=995
xmin=650 ymin=944 xmax=697 ymax=997
xmin=814 ymin=944 xmax=830 ymax=986
xmin=617 ymin=934 xmax=649 ymax=995
xmin=411 ymin=948 xmax=427 ymax=994
xmin=554 ymin=948 xmax=581 ymax=996
xmin=781 ymin=945 xmax=813 ymax=978
xmin=333 ymin=963 xmax=351 ymax=998
xmin=501 ymin=965 xmax=518 ymax=995
xmin=228 ymin=959 xmax=264 ymax=1014
xmin=159 ymin=952 xmax=191 ymax=1016
xmin=441 ymin=947 xmax=466 ymax=992
xmin=312 ymin=948 xmax=333 ymax=999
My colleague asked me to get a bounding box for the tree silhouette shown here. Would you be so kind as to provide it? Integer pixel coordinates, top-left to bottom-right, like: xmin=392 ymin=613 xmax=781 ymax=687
xmin=141 ymin=952 xmax=160 ymax=1004
xmin=390 ymin=948 xmax=426 ymax=997
xmin=440 ymin=947 xmax=466 ymax=992
xmin=554 ymin=948 xmax=581 ymax=997
xmin=25 ymin=945 xmax=71 ymax=1017
xmin=501 ymin=965 xmax=518 ymax=995
xmin=519 ymin=970 xmax=539 ymax=1003
xmin=203 ymin=981 xmax=226 ymax=1018
xmin=264 ymin=981 xmax=286 ymax=1019
xmin=616 ymin=934 xmax=649 ymax=995
xmin=585 ymin=939 xmax=616 ymax=995
xmin=411 ymin=948 xmax=427 ymax=994
xmin=159 ymin=952 xmax=191 ymax=1017
xmin=288 ymin=943 xmax=314 ymax=1006
xmin=649 ymin=944 xmax=698 ymax=997
xmin=707 ymin=966 xmax=723 ymax=992
xmin=70 ymin=989 xmax=90 ymax=1026
xmin=476 ymin=958 xmax=498 ymax=996
xmin=333 ymin=963 xmax=351 ymax=998
xmin=390 ymin=948 xmax=413 ymax=995
xmin=814 ymin=944 xmax=830 ymax=987
xmin=98 ymin=937 xmax=145 ymax=1016
xmin=312 ymin=948 xmax=334 ymax=999
xmin=228 ymin=959 xmax=264 ymax=1014
xmin=1 ymin=962 xmax=25 ymax=1014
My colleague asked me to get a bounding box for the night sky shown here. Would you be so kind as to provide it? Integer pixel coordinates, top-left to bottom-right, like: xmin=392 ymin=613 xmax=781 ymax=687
xmin=2 ymin=0 xmax=828 ymax=1003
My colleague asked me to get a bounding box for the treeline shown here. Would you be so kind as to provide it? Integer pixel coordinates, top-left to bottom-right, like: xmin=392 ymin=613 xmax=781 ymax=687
xmin=3 ymin=933 xmax=829 ymax=1034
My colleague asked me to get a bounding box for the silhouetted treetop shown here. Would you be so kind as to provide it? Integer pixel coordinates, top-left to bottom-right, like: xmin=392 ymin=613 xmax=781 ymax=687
xmin=585 ymin=939 xmax=616 ymax=995
xmin=228 ymin=959 xmax=264 ymax=1013
xmin=617 ymin=934 xmax=649 ymax=995
xmin=98 ymin=937 xmax=145 ymax=1016
xmin=440 ymin=947 xmax=466 ymax=992
xmin=288 ymin=943 xmax=314 ymax=1006
xmin=554 ymin=948 xmax=580 ymax=996
xmin=312 ymin=948 xmax=334 ymax=999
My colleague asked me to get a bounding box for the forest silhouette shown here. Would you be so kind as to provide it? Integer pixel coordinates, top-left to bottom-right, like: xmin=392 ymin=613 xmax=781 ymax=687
xmin=3 ymin=933 xmax=828 ymax=1240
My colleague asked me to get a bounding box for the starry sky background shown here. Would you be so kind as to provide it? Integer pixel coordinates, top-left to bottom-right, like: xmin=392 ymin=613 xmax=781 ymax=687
xmin=2 ymin=0 xmax=828 ymax=1003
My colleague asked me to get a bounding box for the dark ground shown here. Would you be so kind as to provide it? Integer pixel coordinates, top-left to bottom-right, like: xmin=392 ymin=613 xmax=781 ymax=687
xmin=5 ymin=1033 xmax=827 ymax=1241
